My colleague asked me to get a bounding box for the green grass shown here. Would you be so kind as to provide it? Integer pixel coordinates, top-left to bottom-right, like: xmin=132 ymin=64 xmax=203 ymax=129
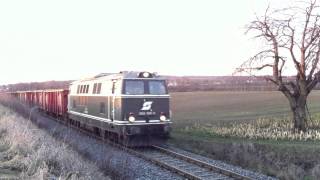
xmin=169 ymin=90 xmax=320 ymax=179
xmin=172 ymin=127 xmax=320 ymax=150
xmin=171 ymin=90 xmax=320 ymax=127
xmin=170 ymin=90 xmax=320 ymax=145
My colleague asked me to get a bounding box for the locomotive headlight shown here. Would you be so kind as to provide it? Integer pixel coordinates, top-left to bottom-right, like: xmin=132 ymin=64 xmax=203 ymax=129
xmin=160 ymin=115 xmax=167 ymax=121
xmin=143 ymin=72 xmax=150 ymax=78
xmin=138 ymin=71 xmax=153 ymax=78
xmin=128 ymin=115 xmax=135 ymax=123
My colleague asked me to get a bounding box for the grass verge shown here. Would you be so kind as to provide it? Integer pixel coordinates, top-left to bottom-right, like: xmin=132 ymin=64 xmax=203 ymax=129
xmin=170 ymin=124 xmax=320 ymax=180
xmin=0 ymin=105 xmax=110 ymax=180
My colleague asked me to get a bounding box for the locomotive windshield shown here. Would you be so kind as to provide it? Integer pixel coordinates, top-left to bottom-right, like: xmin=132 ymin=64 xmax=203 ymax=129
xmin=124 ymin=80 xmax=144 ymax=95
xmin=124 ymin=80 xmax=167 ymax=95
xmin=149 ymin=80 xmax=166 ymax=95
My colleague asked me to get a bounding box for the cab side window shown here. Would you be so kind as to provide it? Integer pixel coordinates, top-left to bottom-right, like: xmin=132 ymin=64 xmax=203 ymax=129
xmin=93 ymin=83 xmax=97 ymax=94
xmin=96 ymin=83 xmax=102 ymax=94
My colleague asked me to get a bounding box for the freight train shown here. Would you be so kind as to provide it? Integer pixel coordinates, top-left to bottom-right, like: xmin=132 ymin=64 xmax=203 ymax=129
xmin=3 ymin=71 xmax=172 ymax=146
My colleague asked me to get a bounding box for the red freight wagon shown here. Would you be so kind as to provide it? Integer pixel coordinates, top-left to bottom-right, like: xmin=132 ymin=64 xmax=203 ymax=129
xmin=42 ymin=89 xmax=69 ymax=116
xmin=17 ymin=91 xmax=39 ymax=106
xmin=17 ymin=91 xmax=29 ymax=104
xmin=16 ymin=89 xmax=69 ymax=117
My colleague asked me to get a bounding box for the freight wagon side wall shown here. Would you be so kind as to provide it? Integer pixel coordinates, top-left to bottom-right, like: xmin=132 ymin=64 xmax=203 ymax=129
xmin=42 ymin=90 xmax=69 ymax=116
xmin=15 ymin=90 xmax=69 ymax=117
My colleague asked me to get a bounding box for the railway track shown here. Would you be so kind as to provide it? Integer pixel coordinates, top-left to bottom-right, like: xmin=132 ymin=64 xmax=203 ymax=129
xmin=131 ymin=145 xmax=253 ymax=180
xmin=44 ymin=114 xmax=254 ymax=180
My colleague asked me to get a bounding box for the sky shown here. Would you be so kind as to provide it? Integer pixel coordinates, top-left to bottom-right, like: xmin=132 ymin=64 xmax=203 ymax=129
xmin=0 ymin=0 xmax=292 ymax=85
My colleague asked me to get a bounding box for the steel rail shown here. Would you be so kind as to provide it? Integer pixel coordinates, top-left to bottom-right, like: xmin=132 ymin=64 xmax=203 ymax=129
xmin=151 ymin=145 xmax=254 ymax=180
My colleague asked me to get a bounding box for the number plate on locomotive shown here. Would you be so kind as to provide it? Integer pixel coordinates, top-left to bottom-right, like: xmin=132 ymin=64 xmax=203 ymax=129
xmin=138 ymin=111 xmax=156 ymax=116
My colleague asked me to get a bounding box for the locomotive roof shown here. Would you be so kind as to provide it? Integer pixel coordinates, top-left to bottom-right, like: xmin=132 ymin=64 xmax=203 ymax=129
xmin=72 ymin=71 xmax=165 ymax=84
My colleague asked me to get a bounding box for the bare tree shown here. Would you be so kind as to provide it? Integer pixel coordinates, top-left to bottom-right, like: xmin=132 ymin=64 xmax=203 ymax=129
xmin=237 ymin=0 xmax=320 ymax=132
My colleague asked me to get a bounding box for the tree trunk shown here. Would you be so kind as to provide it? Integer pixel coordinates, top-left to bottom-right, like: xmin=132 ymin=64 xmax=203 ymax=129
xmin=289 ymin=96 xmax=308 ymax=132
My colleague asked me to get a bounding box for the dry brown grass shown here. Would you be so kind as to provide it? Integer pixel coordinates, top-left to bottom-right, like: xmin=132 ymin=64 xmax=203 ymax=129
xmin=181 ymin=115 xmax=320 ymax=141
xmin=0 ymin=95 xmax=149 ymax=179
xmin=0 ymin=105 xmax=110 ymax=180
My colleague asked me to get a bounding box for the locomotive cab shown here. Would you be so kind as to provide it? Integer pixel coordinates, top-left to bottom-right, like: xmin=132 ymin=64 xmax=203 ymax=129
xmin=115 ymin=72 xmax=171 ymax=138
xmin=122 ymin=76 xmax=170 ymax=123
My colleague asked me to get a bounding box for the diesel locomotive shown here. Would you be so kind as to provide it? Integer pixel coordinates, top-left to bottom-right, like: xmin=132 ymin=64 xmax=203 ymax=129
xmin=3 ymin=71 xmax=172 ymax=146
xmin=68 ymin=71 xmax=172 ymax=145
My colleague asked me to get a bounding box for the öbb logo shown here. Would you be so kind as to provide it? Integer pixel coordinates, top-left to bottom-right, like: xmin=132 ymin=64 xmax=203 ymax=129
xmin=141 ymin=101 xmax=153 ymax=111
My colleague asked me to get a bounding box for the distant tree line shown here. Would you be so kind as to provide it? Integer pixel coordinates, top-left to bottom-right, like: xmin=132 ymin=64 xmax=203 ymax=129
xmin=1 ymin=76 xmax=319 ymax=92
xmin=0 ymin=80 xmax=73 ymax=92
xmin=166 ymin=76 xmax=320 ymax=92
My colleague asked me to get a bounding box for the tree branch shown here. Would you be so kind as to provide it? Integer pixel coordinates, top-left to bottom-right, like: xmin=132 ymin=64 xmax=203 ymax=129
xmin=307 ymin=70 xmax=320 ymax=93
